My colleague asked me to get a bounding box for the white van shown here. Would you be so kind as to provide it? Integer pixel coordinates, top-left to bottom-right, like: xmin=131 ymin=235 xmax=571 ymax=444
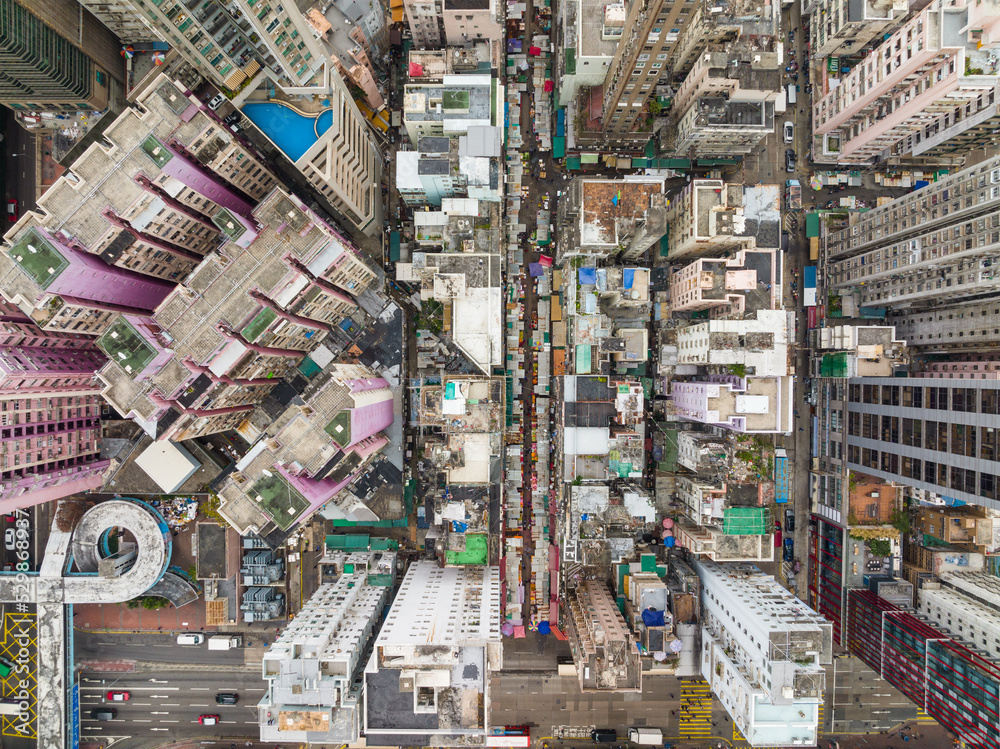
xmin=628 ymin=728 xmax=662 ymax=745
xmin=176 ymin=633 xmax=204 ymax=645
xmin=787 ymin=84 xmax=797 ymax=105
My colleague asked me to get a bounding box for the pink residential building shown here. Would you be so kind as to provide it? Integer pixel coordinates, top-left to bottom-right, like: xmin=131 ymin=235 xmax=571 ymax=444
xmin=916 ymin=357 xmax=1000 ymax=379
xmin=668 ymin=249 xmax=781 ymax=313
xmin=812 ymin=0 xmax=1000 ymax=164
xmin=0 ymin=347 xmax=106 ymax=390
xmin=6 ymin=227 xmax=173 ymax=336
xmin=671 ymin=374 xmax=793 ymax=434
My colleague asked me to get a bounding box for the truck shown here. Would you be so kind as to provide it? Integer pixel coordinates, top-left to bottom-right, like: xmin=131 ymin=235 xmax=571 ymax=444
xmin=628 ymin=728 xmax=663 ymax=745
xmin=207 ymin=635 xmax=242 ymax=651
xmin=0 ymin=699 xmax=22 ymax=715
xmin=785 ymin=179 xmax=801 ymax=211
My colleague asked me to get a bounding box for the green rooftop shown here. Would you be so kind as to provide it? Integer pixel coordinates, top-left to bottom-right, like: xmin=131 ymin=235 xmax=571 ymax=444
xmin=8 ymin=229 xmax=69 ymax=289
xmin=242 ymin=308 xmax=276 ymax=342
xmin=324 ymin=409 xmax=353 ymax=448
xmin=212 ymin=208 xmax=247 ymax=242
xmin=140 ymin=135 xmax=173 ymax=168
xmin=445 ymin=533 xmax=488 ymax=565
xmin=96 ymin=318 xmax=157 ymax=377
xmin=250 ymin=473 xmax=310 ymax=531
xmin=442 ymin=90 xmax=470 ymax=110
xmin=722 ymin=507 xmax=768 ymax=535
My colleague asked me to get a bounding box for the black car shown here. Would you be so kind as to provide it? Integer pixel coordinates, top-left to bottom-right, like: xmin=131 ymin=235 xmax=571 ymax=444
xmin=785 ymin=148 xmax=796 ymax=173
xmin=784 ymin=509 xmax=795 ymax=532
xmin=223 ymin=111 xmax=241 ymax=126
xmin=215 ymin=693 xmax=239 ymax=705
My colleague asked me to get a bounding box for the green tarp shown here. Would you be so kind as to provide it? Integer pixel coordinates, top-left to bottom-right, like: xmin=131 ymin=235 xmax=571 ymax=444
xmin=722 ymin=507 xmax=768 ymax=535
xmin=553 ymin=136 xmax=565 ymax=158
xmin=566 ymin=156 xmax=581 ymax=170
xmin=389 ymin=231 xmax=401 ymax=262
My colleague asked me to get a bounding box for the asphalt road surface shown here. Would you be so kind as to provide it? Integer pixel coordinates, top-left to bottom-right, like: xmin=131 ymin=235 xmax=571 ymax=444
xmin=75 ymin=630 xmax=248 ymax=666
xmin=78 ymin=669 xmax=266 ymax=748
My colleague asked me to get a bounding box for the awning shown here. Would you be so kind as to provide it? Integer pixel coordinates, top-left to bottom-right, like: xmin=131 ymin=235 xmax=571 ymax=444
xmin=223 ymin=69 xmax=247 ymax=89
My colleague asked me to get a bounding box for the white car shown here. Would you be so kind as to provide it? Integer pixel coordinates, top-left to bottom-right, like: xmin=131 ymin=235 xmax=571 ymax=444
xmin=4 ymin=528 xmax=14 ymax=551
xmin=783 ymin=120 xmax=794 ymax=143
xmin=207 ymin=93 xmax=226 ymax=111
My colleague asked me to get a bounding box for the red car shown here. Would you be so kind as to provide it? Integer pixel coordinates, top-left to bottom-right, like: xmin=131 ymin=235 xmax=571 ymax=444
xmin=107 ymin=691 xmax=130 ymax=701
xmin=199 ymin=715 xmax=220 ymax=725
xmin=5 ymin=199 xmax=17 ymax=222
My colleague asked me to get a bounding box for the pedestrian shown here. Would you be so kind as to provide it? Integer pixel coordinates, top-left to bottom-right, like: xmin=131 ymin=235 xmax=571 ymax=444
xmin=669 ymin=693 xmax=674 ymax=698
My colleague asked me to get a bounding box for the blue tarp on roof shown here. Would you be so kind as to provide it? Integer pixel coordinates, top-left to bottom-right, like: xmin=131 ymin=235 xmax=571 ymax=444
xmin=624 ymin=268 xmax=635 ymax=289
xmin=579 ymin=267 xmax=597 ymax=285
xmin=529 ymin=262 xmax=544 ymax=277
xmin=641 ymin=608 xmax=666 ymax=627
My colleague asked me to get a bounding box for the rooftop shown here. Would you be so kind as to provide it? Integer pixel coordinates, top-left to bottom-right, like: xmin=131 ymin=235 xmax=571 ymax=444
xmin=8 ymin=229 xmax=68 ymax=288
xmin=403 ymin=79 xmax=493 ymax=123
xmin=580 ymin=179 xmax=664 ymax=247
xmin=250 ymin=473 xmax=312 ymax=531
xmin=96 ymin=317 xmax=157 ymax=378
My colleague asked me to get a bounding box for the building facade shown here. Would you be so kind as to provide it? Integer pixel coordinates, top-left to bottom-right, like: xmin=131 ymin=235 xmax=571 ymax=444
xmin=812 ymin=0 xmax=1000 ymax=164
xmin=844 ymin=376 xmax=1000 ymax=511
xmin=846 ymin=588 xmax=1000 ymax=748
xmin=0 ymin=0 xmax=125 ymax=113
xmin=564 ymin=579 xmax=642 ymax=691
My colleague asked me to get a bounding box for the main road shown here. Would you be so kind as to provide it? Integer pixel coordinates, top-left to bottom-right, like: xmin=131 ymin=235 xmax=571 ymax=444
xmin=78 ymin=668 xmax=266 ymax=748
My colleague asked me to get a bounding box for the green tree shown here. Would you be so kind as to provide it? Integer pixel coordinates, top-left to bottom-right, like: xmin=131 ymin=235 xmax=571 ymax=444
xmin=868 ymin=538 xmax=892 ymax=557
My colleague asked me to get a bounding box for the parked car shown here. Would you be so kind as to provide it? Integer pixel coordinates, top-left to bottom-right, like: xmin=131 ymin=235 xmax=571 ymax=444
xmin=4 ymin=528 xmax=14 ymax=551
xmin=784 ymin=509 xmax=795 ymax=532
xmin=785 ymin=148 xmax=796 ymax=173
xmin=783 ymin=536 xmax=794 ymax=562
xmin=5 ymin=199 xmax=17 ymax=222
xmin=106 ymin=691 xmax=130 ymax=701
xmin=207 ymin=93 xmax=226 ymax=110
xmin=223 ymin=111 xmax=241 ymax=126
xmin=783 ymin=121 xmax=794 ymax=143
xmin=199 ymin=715 xmax=220 ymax=725
xmin=774 ymin=527 xmax=782 ymax=548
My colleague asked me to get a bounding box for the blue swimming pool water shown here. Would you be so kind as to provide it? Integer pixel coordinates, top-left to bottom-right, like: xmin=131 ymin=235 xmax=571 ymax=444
xmin=316 ymin=109 xmax=333 ymax=138
xmin=242 ymin=102 xmax=327 ymax=162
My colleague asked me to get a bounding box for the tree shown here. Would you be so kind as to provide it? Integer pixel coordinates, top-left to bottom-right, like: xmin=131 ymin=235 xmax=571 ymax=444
xmin=868 ymin=538 xmax=892 ymax=557
xmin=890 ymin=508 xmax=911 ymax=535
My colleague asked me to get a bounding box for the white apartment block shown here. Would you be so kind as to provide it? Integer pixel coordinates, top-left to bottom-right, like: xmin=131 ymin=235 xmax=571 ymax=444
xmin=364 ymin=562 xmax=502 ymax=746
xmin=825 ymin=154 xmax=1000 ymax=310
xmin=891 ymin=299 xmax=1000 ymax=352
xmin=442 ymin=0 xmax=502 ymax=44
xmin=258 ymin=551 xmax=394 ymax=744
xmin=554 ymin=0 xmax=619 ymax=107
xmin=694 ymin=560 xmax=832 ymax=748
xmin=677 ymin=310 xmax=790 ymax=377
xmin=919 ymin=572 xmax=1000 ymax=660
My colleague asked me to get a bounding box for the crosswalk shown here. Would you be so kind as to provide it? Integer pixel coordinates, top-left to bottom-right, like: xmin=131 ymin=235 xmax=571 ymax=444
xmin=817 ymin=698 xmax=825 ymax=735
xmin=678 ymin=682 xmax=713 ymax=739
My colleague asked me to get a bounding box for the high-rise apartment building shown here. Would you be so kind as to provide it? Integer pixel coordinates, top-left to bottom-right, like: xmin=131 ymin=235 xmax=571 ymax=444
xmin=693 ymin=560 xmax=831 ymax=747
xmin=670 ymin=0 xmax=779 ymax=77
xmin=812 ymin=0 xmax=1000 ymax=164
xmin=594 ymin=0 xmax=689 ymax=147
xmin=0 ymin=0 xmax=126 ymax=113
xmin=0 ymin=75 xmax=281 ymax=335
xmin=843 ymin=376 xmax=1000 ymax=511
xmin=364 ymin=562 xmax=502 ymax=746
xmin=805 ymin=0 xmax=906 ymax=60
xmin=76 ymin=0 xmax=161 ymax=41
xmin=666 ymin=44 xmax=781 ymax=158
xmin=663 ymin=180 xmax=760 ymax=262
xmin=846 ymin=588 xmax=1000 ymax=748
xmin=824 ymin=154 xmax=1000 ymax=311
xmin=259 ymin=550 xmax=394 ymax=744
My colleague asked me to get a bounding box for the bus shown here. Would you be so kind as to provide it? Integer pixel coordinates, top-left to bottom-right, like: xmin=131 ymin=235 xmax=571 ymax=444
xmin=487 ymin=726 xmax=530 ymax=747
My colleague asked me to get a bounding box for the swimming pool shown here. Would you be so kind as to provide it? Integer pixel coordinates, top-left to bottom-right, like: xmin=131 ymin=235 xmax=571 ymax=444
xmin=241 ymin=102 xmax=334 ymax=163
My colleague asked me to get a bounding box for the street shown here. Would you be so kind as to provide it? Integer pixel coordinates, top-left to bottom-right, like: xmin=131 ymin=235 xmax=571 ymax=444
xmin=78 ymin=667 xmax=266 ymax=747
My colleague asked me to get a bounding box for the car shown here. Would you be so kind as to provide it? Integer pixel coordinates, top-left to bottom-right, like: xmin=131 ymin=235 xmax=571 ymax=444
xmin=207 ymin=93 xmax=226 ymax=110
xmin=5 ymin=199 xmax=17 ymax=222
xmin=783 ymin=536 xmax=794 ymax=562
xmin=785 ymin=509 xmax=795 ymax=532
xmin=106 ymin=691 xmax=130 ymax=701
xmin=199 ymin=714 xmax=220 ymax=725
xmin=774 ymin=528 xmax=782 ymax=548
xmin=785 ymin=148 xmax=796 ymax=173
xmin=783 ymin=121 xmax=794 ymax=143
xmin=4 ymin=528 xmax=14 ymax=551
xmin=215 ymin=693 xmax=239 ymax=705
xmin=91 ymin=708 xmax=117 ymax=720
xmin=223 ymin=111 xmax=241 ymax=126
